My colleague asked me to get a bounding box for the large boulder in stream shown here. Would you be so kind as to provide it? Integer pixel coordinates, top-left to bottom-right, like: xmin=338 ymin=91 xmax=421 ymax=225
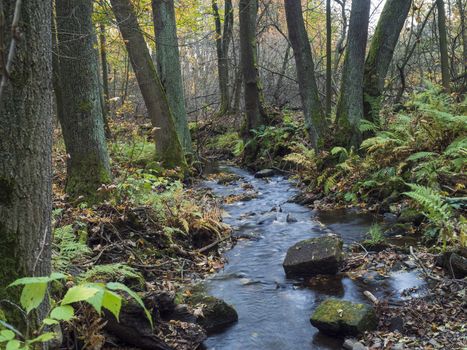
xmin=283 ymin=234 xmax=343 ymax=277
xmin=310 ymin=299 xmax=377 ymax=336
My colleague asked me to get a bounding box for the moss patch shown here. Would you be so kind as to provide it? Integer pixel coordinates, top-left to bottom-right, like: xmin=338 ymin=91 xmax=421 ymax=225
xmin=0 ymin=177 xmax=15 ymax=206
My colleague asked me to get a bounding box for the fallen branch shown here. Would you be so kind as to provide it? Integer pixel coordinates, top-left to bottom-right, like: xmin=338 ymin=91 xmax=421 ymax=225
xmin=409 ymin=246 xmax=443 ymax=282
xmin=197 ymin=235 xmax=230 ymax=254
xmin=363 ymin=290 xmax=379 ymax=305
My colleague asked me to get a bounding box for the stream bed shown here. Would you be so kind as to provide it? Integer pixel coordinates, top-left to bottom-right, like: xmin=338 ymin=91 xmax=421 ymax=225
xmin=201 ymin=166 xmax=425 ymax=350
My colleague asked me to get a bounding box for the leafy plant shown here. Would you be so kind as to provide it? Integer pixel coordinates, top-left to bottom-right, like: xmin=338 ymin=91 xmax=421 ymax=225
xmin=1 ymin=274 xmax=153 ymax=349
xmin=366 ymin=224 xmax=385 ymax=244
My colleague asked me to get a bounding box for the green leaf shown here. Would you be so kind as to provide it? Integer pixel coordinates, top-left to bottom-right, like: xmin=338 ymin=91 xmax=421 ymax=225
xmin=20 ymin=283 xmax=47 ymax=314
xmin=84 ymin=287 xmax=104 ymax=314
xmin=42 ymin=318 xmax=59 ymax=326
xmin=0 ymin=330 xmax=15 ymax=342
xmin=9 ymin=273 xmax=66 ymax=287
xmin=6 ymin=340 xmax=21 ymax=350
xmin=106 ymin=282 xmax=152 ymax=328
xmin=28 ymin=332 xmax=56 ymax=344
xmin=61 ymin=285 xmax=100 ymax=305
xmin=101 ymin=290 xmax=122 ymax=321
xmin=50 ymin=305 xmax=74 ymax=321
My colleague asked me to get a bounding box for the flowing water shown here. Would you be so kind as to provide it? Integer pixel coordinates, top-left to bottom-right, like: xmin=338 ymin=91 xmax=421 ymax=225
xmin=201 ymin=166 xmax=424 ymax=350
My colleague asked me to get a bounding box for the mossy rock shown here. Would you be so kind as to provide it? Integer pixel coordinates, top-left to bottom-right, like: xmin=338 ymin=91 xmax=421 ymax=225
xmin=310 ymin=299 xmax=377 ymax=336
xmin=283 ymin=234 xmax=344 ymax=277
xmin=178 ymin=285 xmax=238 ymax=334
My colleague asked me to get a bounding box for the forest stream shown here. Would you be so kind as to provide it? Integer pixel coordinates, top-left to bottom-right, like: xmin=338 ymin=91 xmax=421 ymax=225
xmin=201 ymin=166 xmax=426 ymax=350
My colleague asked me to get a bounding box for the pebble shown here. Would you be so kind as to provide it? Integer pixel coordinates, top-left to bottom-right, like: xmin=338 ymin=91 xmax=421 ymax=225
xmin=392 ymin=343 xmax=404 ymax=350
xmin=403 ymin=260 xmax=417 ymax=269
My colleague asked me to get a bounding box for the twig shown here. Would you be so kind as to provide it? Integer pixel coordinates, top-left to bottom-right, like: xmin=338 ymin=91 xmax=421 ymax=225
xmin=363 ymin=290 xmax=379 ymax=305
xmin=409 ymin=246 xmax=443 ymax=282
xmin=197 ymin=235 xmax=230 ymax=254
xmin=32 ymin=227 xmax=48 ymax=276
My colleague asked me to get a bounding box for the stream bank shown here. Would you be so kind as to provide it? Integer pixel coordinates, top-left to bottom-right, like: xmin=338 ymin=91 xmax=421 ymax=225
xmin=198 ymin=166 xmax=454 ymax=350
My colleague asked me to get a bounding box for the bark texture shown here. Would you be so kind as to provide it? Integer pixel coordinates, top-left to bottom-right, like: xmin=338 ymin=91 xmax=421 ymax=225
xmin=212 ymin=0 xmax=234 ymax=115
xmin=436 ymin=0 xmax=450 ymax=91
xmin=335 ymin=0 xmax=371 ymax=148
xmin=363 ymin=0 xmax=411 ymax=123
xmin=110 ymin=0 xmax=186 ymax=168
xmin=56 ymin=0 xmax=111 ymax=200
xmin=99 ymin=22 xmax=112 ymax=137
xmin=0 ymin=0 xmax=53 ymax=323
xmin=325 ymin=0 xmax=332 ymax=118
xmin=153 ymin=0 xmax=192 ymax=153
xmin=284 ymin=0 xmax=326 ymax=150
xmin=239 ymin=0 xmax=266 ymax=162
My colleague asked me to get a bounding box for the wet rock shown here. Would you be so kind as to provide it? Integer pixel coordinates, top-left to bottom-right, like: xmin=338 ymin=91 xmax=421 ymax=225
xmin=257 ymin=212 xmax=277 ymax=225
xmin=398 ymin=207 xmax=424 ymax=226
xmin=360 ymin=271 xmax=386 ymax=284
xmin=283 ymin=235 xmax=343 ymax=277
xmin=388 ymin=316 xmax=404 ymax=332
xmin=360 ymin=240 xmax=390 ymax=252
xmin=286 ymin=213 xmax=298 ymax=223
xmin=436 ymin=249 xmax=467 ymax=278
xmin=403 ymin=259 xmax=417 ymax=270
xmin=181 ymin=287 xmax=238 ymax=334
xmin=391 ymin=343 xmax=404 ymax=350
xmin=343 ymin=338 xmax=366 ymax=350
xmin=383 ymin=213 xmax=398 ymax=223
xmin=310 ymin=299 xmax=377 ymax=336
xmin=191 ymin=295 xmax=238 ymax=334
xmin=254 ymin=169 xmax=275 ymax=178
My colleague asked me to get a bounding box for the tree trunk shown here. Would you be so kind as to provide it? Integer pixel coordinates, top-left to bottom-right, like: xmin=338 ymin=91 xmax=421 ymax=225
xmin=99 ymin=22 xmax=112 ymax=138
xmin=325 ymin=0 xmax=332 ymax=118
xmin=56 ymin=0 xmax=111 ymax=201
xmin=110 ymin=0 xmax=186 ymax=169
xmin=284 ymin=0 xmax=326 ymax=150
xmin=436 ymin=0 xmax=451 ymax=91
xmin=457 ymin=0 xmax=466 ymax=92
xmin=212 ymin=0 xmax=234 ymax=116
xmin=0 ymin=0 xmax=53 ymax=325
xmin=363 ymin=0 xmax=412 ymax=123
xmin=239 ymin=0 xmax=266 ymax=162
xmin=335 ymin=0 xmax=371 ymax=148
xmin=153 ymin=0 xmax=192 ymax=153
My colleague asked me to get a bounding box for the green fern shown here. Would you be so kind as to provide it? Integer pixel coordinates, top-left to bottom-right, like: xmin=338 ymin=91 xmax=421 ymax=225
xmin=52 ymin=225 xmax=91 ymax=273
xmin=404 ymin=183 xmax=452 ymax=225
xmin=78 ymin=263 xmax=143 ymax=284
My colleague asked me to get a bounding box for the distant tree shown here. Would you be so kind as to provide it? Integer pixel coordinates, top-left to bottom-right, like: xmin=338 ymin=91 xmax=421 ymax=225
xmin=0 ymin=0 xmax=53 ymax=324
xmin=239 ymin=0 xmax=267 ymax=162
xmin=110 ymin=0 xmax=186 ymax=169
xmin=325 ymin=0 xmax=332 ymax=119
xmin=436 ymin=0 xmax=450 ymax=91
xmin=212 ymin=0 xmax=234 ymax=116
xmin=284 ymin=0 xmax=326 ymax=150
xmin=99 ymin=22 xmax=112 ymax=138
xmin=363 ymin=0 xmax=412 ymax=123
xmin=153 ymin=0 xmax=192 ymax=153
xmin=335 ymin=0 xmax=371 ymax=148
xmin=55 ymin=0 xmax=112 ymax=200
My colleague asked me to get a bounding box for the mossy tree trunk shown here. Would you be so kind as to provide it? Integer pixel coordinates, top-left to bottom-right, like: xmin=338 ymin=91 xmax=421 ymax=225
xmin=153 ymin=0 xmax=192 ymax=154
xmin=239 ymin=0 xmax=266 ymax=163
xmin=110 ymin=0 xmax=186 ymax=169
xmin=335 ymin=0 xmax=370 ymax=149
xmin=212 ymin=0 xmax=234 ymax=116
xmin=363 ymin=0 xmax=412 ymax=123
xmin=436 ymin=0 xmax=450 ymax=92
xmin=55 ymin=0 xmax=112 ymax=200
xmin=284 ymin=0 xmax=326 ymax=150
xmin=0 ymin=0 xmax=53 ymax=325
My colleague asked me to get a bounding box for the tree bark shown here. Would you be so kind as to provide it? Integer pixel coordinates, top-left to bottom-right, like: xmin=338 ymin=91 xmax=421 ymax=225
xmin=153 ymin=0 xmax=192 ymax=153
xmin=239 ymin=0 xmax=266 ymax=162
xmin=284 ymin=0 xmax=326 ymax=150
xmin=99 ymin=22 xmax=112 ymax=138
xmin=212 ymin=0 xmax=234 ymax=116
xmin=0 ymin=0 xmax=53 ymax=324
xmin=110 ymin=0 xmax=186 ymax=169
xmin=363 ymin=0 xmax=412 ymax=123
xmin=56 ymin=0 xmax=112 ymax=200
xmin=325 ymin=0 xmax=332 ymax=118
xmin=457 ymin=0 xmax=466 ymax=92
xmin=436 ymin=0 xmax=451 ymax=91
xmin=335 ymin=0 xmax=371 ymax=148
